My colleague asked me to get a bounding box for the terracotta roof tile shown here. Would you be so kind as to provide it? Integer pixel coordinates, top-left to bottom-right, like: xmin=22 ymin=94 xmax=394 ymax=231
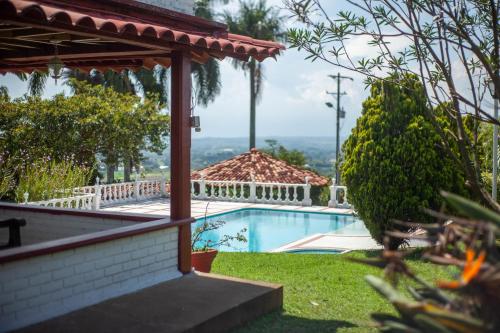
xmin=192 ymin=149 xmax=330 ymax=186
xmin=0 ymin=0 xmax=285 ymax=68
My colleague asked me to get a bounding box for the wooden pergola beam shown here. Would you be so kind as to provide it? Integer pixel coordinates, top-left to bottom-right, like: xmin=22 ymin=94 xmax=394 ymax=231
xmin=2 ymin=45 xmax=169 ymax=62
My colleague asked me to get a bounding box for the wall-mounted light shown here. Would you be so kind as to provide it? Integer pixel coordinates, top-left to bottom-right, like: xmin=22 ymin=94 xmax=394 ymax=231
xmin=190 ymin=115 xmax=201 ymax=132
xmin=47 ymin=43 xmax=64 ymax=84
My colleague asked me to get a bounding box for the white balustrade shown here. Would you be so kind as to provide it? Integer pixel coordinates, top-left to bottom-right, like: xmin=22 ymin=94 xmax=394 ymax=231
xmin=26 ymin=193 xmax=95 ymax=210
xmin=38 ymin=175 xmax=168 ymax=210
xmin=90 ymin=177 xmax=165 ymax=207
xmin=190 ymin=178 xmax=313 ymax=206
xmin=24 ymin=176 xmax=353 ymax=210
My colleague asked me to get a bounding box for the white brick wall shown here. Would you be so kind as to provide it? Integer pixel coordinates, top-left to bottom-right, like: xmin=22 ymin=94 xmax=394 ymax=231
xmin=0 ymin=227 xmax=180 ymax=332
xmin=136 ymin=0 xmax=194 ymax=14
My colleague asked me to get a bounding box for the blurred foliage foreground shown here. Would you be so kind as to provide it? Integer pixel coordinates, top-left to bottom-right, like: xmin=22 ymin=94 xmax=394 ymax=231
xmin=355 ymin=192 xmax=500 ymax=332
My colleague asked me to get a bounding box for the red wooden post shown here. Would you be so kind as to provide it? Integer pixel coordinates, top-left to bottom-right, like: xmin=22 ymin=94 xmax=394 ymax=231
xmin=170 ymin=50 xmax=192 ymax=274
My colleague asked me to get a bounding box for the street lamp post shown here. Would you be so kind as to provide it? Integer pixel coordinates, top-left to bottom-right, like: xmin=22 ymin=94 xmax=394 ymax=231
xmin=489 ymin=80 xmax=499 ymax=201
xmin=326 ymin=73 xmax=353 ymax=185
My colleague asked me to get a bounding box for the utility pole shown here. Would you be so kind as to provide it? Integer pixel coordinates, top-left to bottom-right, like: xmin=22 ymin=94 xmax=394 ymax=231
xmin=326 ymin=73 xmax=353 ymax=185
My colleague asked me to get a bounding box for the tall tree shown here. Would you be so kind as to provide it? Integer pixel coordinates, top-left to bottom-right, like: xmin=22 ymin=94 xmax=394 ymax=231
xmin=342 ymin=74 xmax=467 ymax=249
xmin=223 ymin=0 xmax=285 ymax=149
xmin=287 ymin=0 xmax=500 ymax=211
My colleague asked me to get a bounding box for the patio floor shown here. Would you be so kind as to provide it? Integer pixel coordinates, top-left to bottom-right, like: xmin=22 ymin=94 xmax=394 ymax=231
xmin=100 ymin=198 xmax=353 ymax=218
xmin=15 ymin=272 xmax=283 ymax=333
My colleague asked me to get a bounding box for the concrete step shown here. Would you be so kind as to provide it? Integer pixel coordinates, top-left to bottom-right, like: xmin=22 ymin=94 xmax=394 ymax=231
xmin=15 ymin=272 xmax=283 ymax=333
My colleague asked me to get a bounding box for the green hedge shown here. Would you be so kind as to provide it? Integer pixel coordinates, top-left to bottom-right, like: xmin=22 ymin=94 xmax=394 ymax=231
xmin=341 ymin=74 xmax=467 ymax=248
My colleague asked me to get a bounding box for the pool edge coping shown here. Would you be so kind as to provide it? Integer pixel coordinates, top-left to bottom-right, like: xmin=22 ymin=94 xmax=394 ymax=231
xmin=196 ymin=206 xmax=355 ymax=221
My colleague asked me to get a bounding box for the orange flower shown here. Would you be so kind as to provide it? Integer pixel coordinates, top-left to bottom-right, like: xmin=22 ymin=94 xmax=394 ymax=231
xmin=437 ymin=249 xmax=486 ymax=289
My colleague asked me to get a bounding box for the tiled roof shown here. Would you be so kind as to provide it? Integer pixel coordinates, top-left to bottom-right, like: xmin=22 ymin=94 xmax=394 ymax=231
xmin=192 ymin=149 xmax=330 ymax=186
xmin=0 ymin=0 xmax=285 ymax=70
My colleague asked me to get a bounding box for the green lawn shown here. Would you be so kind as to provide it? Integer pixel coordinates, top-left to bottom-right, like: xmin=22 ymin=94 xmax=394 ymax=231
xmin=211 ymin=251 xmax=449 ymax=333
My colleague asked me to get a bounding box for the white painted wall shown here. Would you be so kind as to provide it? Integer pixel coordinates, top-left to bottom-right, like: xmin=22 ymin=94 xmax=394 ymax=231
xmin=0 ymin=227 xmax=180 ymax=332
xmin=135 ymin=0 xmax=194 ymax=14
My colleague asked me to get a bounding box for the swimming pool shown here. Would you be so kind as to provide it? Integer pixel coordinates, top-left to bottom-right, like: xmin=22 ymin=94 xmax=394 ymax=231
xmin=192 ymin=208 xmax=366 ymax=252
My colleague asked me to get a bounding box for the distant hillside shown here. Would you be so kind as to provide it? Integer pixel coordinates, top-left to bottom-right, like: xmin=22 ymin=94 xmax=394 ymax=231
xmin=142 ymin=136 xmax=347 ymax=176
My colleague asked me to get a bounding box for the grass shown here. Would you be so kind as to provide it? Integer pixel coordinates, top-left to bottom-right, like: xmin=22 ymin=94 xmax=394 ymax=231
xmin=211 ymin=250 xmax=451 ymax=333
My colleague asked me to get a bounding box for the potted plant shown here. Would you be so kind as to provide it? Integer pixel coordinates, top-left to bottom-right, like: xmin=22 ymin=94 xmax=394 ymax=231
xmin=191 ymin=218 xmax=247 ymax=273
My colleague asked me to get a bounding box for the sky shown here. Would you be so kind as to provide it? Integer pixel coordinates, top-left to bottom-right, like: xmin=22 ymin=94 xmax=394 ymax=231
xmin=0 ymin=0 xmax=483 ymax=140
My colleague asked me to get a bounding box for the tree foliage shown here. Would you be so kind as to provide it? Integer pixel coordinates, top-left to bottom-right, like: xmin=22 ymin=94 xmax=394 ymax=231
xmin=342 ymin=74 xmax=466 ymax=248
xmin=286 ymin=0 xmax=500 ymax=210
xmin=0 ymin=80 xmax=169 ymax=185
xmin=14 ymin=159 xmax=91 ymax=203
xmin=223 ymin=0 xmax=286 ymax=149
xmin=263 ymin=139 xmax=307 ymax=167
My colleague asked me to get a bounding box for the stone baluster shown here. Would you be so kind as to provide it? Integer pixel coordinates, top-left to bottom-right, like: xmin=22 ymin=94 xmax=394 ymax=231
xmin=190 ymin=180 xmax=195 ymax=198
xmin=134 ymin=173 xmax=140 ymax=201
xmin=109 ymin=185 xmax=114 ymax=203
xmin=199 ymin=178 xmax=206 ymax=199
xmin=249 ymin=179 xmax=256 ymax=203
xmin=118 ymin=183 xmax=123 ymax=202
xmin=93 ymin=177 xmax=101 ymax=210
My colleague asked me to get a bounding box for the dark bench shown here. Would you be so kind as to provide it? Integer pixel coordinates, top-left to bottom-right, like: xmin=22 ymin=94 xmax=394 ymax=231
xmin=0 ymin=218 xmax=26 ymax=249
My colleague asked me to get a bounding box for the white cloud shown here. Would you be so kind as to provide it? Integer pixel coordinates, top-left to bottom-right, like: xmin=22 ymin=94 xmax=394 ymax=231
xmin=344 ymin=34 xmax=411 ymax=60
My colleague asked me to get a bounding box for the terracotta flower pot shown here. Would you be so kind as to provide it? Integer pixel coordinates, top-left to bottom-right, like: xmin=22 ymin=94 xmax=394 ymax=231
xmin=191 ymin=249 xmax=218 ymax=273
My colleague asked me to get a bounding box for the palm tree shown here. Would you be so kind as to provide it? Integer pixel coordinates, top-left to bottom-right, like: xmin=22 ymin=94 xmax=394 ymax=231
xmin=222 ymin=0 xmax=285 ymax=149
xmin=20 ymin=0 xmax=223 ymax=182
xmin=22 ymin=0 xmax=222 ymax=105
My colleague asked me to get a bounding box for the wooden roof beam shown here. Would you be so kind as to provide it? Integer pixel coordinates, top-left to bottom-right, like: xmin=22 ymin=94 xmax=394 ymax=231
xmin=1 ymin=45 xmax=169 ymax=63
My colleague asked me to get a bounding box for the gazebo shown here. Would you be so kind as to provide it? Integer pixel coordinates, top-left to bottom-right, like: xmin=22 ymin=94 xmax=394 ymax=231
xmin=0 ymin=0 xmax=284 ymax=330
xmin=192 ymin=148 xmax=329 ymax=186
xmin=190 ymin=149 xmax=330 ymax=206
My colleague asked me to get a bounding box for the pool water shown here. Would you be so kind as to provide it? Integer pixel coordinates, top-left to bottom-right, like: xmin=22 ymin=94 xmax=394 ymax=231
xmin=192 ymin=209 xmax=366 ymax=252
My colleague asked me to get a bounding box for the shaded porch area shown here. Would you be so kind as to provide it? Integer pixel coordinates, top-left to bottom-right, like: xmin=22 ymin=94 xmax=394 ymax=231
xmin=15 ymin=272 xmax=283 ymax=333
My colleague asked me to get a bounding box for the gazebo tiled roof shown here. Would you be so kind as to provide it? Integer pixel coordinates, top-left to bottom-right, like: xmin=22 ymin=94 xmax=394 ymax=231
xmin=192 ymin=148 xmax=330 ymax=186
